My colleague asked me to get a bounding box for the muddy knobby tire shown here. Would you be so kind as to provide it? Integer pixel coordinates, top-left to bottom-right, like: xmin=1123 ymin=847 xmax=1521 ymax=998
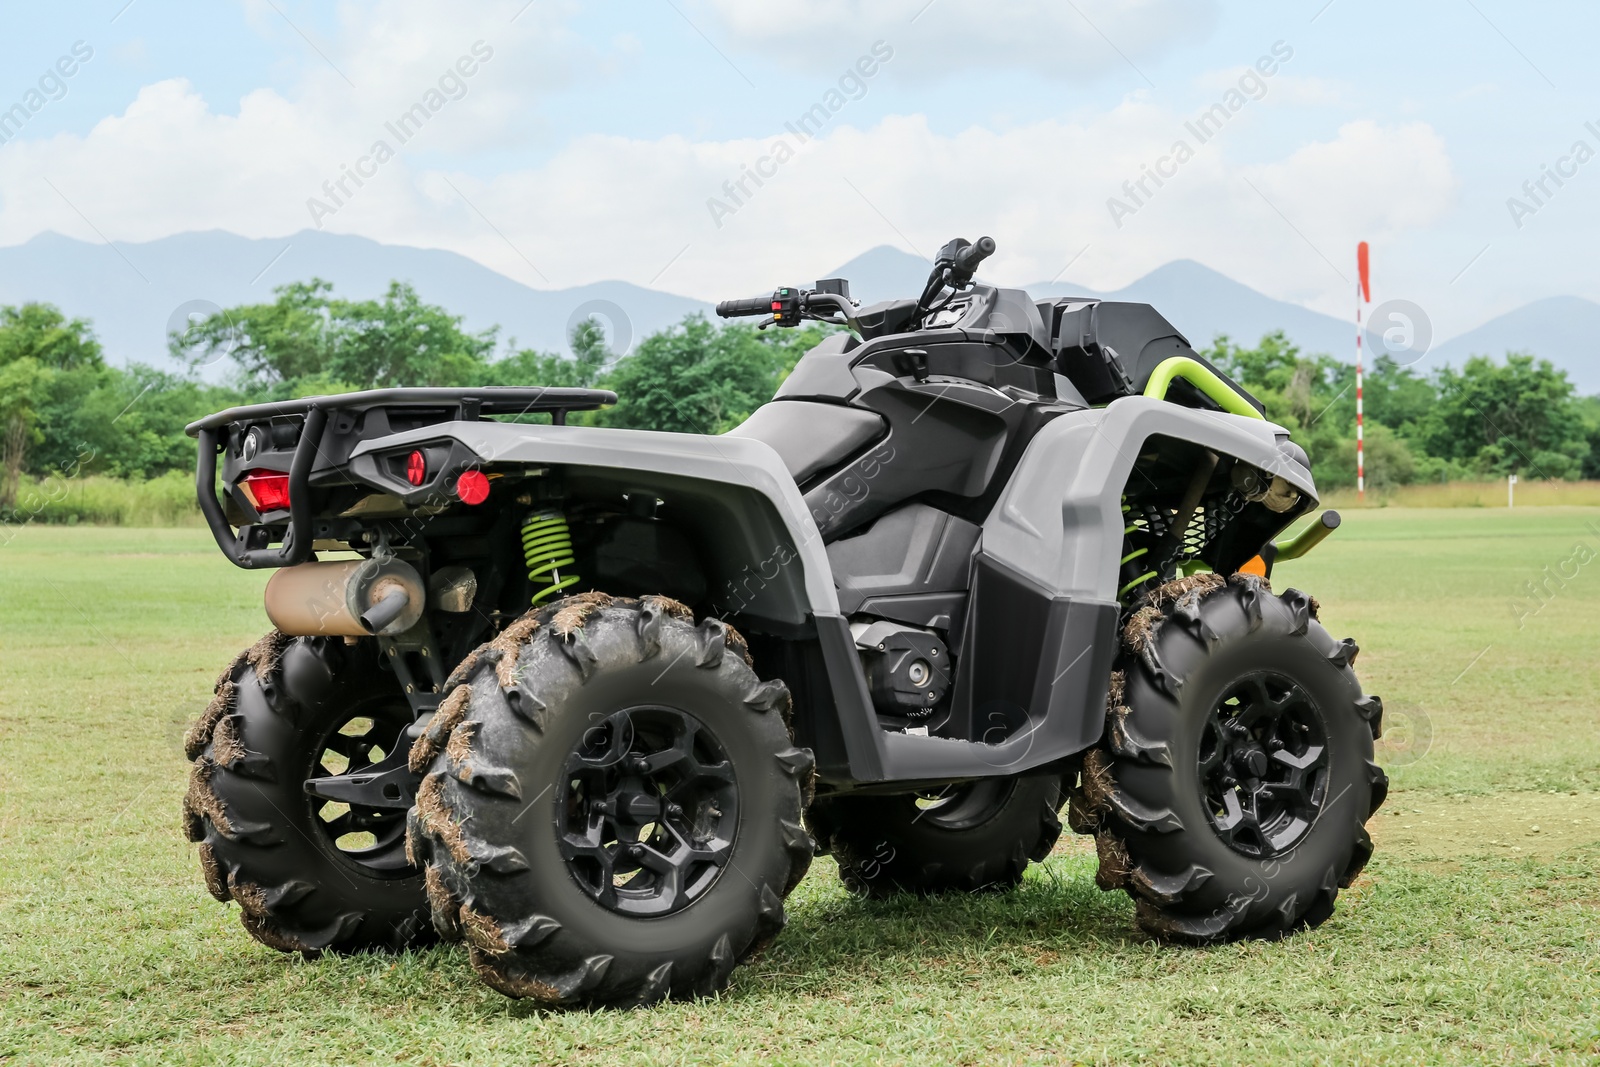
xmin=406 ymin=593 xmax=816 ymax=1008
xmin=1077 ymin=573 xmax=1388 ymax=943
xmin=182 ymin=633 xmax=433 ymax=954
xmin=808 ymin=774 xmax=1064 ymax=897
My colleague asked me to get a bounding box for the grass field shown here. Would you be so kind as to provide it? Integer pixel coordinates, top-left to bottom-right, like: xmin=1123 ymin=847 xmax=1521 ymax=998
xmin=2 ymin=512 xmax=1598 ymax=1066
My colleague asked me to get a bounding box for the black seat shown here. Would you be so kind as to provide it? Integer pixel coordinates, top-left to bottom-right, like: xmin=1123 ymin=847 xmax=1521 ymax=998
xmin=725 ymin=400 xmax=886 ymax=485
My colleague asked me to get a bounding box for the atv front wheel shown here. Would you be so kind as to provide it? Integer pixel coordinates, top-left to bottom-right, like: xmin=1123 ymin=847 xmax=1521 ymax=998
xmin=406 ymin=594 xmax=815 ymax=1007
xmin=809 ymin=774 xmax=1063 ymax=897
xmin=182 ymin=633 xmax=432 ymax=953
xmin=1078 ymin=573 xmax=1387 ymax=942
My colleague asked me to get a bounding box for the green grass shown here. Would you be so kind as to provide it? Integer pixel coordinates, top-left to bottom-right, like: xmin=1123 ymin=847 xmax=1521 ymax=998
xmin=2 ymin=515 xmax=1598 ymax=1066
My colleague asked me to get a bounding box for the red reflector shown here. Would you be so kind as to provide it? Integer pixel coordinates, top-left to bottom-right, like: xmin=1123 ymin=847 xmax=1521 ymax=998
xmin=406 ymin=450 xmax=427 ymax=487
xmin=455 ymin=469 xmax=490 ymax=505
xmin=240 ymin=470 xmax=291 ymax=512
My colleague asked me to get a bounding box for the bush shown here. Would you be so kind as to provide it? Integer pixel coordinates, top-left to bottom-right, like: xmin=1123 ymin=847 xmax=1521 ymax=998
xmin=1311 ymin=421 xmax=1420 ymax=492
xmin=0 ymin=470 xmax=199 ymax=530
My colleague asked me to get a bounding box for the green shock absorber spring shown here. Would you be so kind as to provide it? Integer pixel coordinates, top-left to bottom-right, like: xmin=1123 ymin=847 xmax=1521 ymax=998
xmin=521 ymin=510 xmax=580 ymax=607
xmin=1118 ymin=497 xmax=1158 ymax=600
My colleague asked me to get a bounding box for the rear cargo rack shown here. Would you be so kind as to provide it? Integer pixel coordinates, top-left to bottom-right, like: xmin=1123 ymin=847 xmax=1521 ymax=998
xmin=188 ymin=387 xmax=614 ymax=570
xmin=185 ymin=386 xmax=612 ymax=435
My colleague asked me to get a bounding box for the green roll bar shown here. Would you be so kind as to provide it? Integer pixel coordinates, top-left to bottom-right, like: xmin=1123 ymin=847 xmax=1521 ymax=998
xmin=1143 ymin=356 xmax=1264 ymax=420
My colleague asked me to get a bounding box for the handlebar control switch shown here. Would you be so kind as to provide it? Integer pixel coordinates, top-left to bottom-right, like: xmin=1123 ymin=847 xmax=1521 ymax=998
xmin=771 ymin=287 xmax=802 ymax=327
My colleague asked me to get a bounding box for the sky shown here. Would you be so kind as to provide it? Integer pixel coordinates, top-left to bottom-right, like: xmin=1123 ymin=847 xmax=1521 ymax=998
xmin=1 ymin=0 xmax=1597 ymax=344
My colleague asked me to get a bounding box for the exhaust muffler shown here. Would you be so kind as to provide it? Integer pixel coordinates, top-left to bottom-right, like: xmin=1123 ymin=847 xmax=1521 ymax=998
xmin=264 ymin=558 xmax=425 ymax=637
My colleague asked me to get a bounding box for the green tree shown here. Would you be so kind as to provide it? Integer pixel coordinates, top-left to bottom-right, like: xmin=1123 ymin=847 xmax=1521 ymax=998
xmin=0 ymin=303 xmax=105 ymax=371
xmin=0 ymin=358 xmax=49 ymax=507
xmin=480 ymin=317 xmax=613 ymax=390
xmin=593 ymin=316 xmax=831 ymax=434
xmin=331 ymin=282 xmax=498 ymax=388
xmin=173 ymin=279 xmax=497 ymax=392
xmin=50 ymin=367 xmax=243 ymax=479
xmin=1309 ymin=421 xmax=1420 ymax=492
xmin=0 ymin=304 xmax=107 ymax=505
xmin=173 ymin=280 xmax=339 ymax=389
xmin=1578 ymin=395 xmax=1600 ymax=480
xmin=1361 ymin=357 xmax=1435 ymax=436
xmin=1419 ymin=354 xmax=1588 ymax=479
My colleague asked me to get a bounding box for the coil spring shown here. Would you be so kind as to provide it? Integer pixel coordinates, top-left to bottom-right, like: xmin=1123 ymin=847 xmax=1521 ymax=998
xmin=522 ymin=510 xmax=580 ymax=607
xmin=1118 ymin=499 xmax=1158 ymax=600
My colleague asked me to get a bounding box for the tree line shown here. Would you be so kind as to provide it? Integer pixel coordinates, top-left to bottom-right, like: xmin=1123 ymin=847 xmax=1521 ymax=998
xmin=1 ymin=278 xmax=1596 ymax=509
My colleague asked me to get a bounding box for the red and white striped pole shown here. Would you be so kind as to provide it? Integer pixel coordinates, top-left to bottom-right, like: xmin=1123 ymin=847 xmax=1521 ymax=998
xmin=1356 ymin=241 xmax=1371 ymax=500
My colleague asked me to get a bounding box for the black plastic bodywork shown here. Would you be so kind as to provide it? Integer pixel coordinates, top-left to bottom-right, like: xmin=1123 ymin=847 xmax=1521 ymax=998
xmin=1049 ymin=298 xmax=1262 ymax=414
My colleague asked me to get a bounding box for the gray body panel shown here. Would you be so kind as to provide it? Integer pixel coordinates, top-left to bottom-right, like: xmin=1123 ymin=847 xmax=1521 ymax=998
xmin=349 ymin=421 xmax=838 ymax=625
xmin=853 ymin=397 xmax=1314 ymax=782
xmin=984 ymin=396 xmax=1316 ymax=602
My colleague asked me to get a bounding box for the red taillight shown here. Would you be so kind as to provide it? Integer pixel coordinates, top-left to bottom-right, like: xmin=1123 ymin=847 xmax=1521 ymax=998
xmin=406 ymin=450 xmax=427 ymax=487
xmin=455 ymin=469 xmax=490 ymax=505
xmin=239 ymin=469 xmax=292 ymax=512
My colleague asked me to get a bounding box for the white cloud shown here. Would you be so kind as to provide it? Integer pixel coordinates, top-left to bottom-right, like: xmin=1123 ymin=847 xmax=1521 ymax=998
xmin=0 ymin=41 xmax=1454 ymax=323
xmin=0 ymin=0 xmax=595 ymax=246
xmin=689 ymin=0 xmax=1218 ymax=83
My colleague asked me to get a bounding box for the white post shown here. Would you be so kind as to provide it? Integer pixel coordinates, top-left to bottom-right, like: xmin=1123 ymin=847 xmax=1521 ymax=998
xmin=1508 ymin=474 xmax=1517 ymax=508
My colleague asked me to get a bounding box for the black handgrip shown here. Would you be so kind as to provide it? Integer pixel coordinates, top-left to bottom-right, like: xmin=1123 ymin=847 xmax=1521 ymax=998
xmin=716 ymin=294 xmax=772 ymax=318
xmin=954 ymin=236 xmax=996 ymax=273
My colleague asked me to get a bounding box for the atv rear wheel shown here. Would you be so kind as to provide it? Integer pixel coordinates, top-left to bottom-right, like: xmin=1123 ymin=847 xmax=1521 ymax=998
xmin=1076 ymin=574 xmax=1387 ymax=942
xmin=406 ymin=594 xmax=815 ymax=1007
xmin=809 ymin=774 xmax=1064 ymax=897
xmin=182 ymin=633 xmax=433 ymax=953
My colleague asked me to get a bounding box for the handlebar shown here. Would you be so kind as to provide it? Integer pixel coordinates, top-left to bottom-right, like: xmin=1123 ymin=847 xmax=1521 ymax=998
xmin=914 ymin=235 xmax=996 ymax=324
xmin=715 ymin=288 xmax=857 ymax=329
xmin=716 ymin=234 xmax=998 ymax=333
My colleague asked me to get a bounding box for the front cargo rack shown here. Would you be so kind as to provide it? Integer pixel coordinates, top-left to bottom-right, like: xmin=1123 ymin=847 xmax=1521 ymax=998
xmin=187 ymin=387 xmax=615 ymax=570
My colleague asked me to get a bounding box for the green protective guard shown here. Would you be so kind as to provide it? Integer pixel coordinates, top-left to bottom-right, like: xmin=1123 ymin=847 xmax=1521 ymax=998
xmin=1142 ymin=356 xmax=1264 ymax=420
xmin=1274 ymin=510 xmax=1341 ymax=562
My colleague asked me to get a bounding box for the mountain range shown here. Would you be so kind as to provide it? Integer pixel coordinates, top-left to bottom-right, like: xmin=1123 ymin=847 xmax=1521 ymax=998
xmin=1 ymin=230 xmax=1596 ymax=392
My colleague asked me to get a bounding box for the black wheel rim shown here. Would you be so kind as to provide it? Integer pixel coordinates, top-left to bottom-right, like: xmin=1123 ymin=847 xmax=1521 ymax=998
xmin=911 ymin=778 xmax=1016 ymax=831
xmin=1198 ymin=671 xmax=1329 ymax=858
xmin=308 ymin=701 xmax=414 ymax=872
xmin=556 ymin=706 xmax=739 ymax=918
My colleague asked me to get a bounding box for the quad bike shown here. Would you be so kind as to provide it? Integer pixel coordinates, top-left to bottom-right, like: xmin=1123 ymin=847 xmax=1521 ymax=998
xmin=181 ymin=235 xmax=1386 ymax=1006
